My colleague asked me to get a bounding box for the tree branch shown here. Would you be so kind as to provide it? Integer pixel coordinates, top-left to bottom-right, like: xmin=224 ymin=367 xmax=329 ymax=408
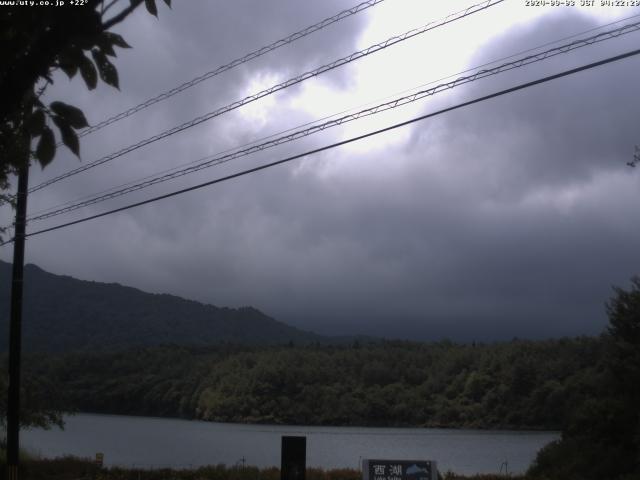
xmin=101 ymin=0 xmax=121 ymax=18
xmin=102 ymin=0 xmax=144 ymax=30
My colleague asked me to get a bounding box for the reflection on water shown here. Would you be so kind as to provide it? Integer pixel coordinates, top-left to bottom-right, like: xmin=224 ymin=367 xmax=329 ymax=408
xmin=23 ymin=413 xmax=558 ymax=475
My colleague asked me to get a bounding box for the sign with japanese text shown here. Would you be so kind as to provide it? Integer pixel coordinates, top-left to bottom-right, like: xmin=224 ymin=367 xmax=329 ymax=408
xmin=362 ymin=459 xmax=437 ymax=480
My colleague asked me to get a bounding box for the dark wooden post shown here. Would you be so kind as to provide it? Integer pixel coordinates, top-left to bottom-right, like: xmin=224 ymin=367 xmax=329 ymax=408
xmin=281 ymin=436 xmax=306 ymax=480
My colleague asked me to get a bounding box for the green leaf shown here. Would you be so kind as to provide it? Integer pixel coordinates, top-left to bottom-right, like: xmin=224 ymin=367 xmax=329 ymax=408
xmin=58 ymin=45 xmax=84 ymax=79
xmin=59 ymin=61 xmax=78 ymax=79
xmin=58 ymin=50 xmax=79 ymax=79
xmin=76 ymin=33 xmax=99 ymax=51
xmin=96 ymin=31 xmax=124 ymax=58
xmin=36 ymin=126 xmax=56 ymax=168
xmin=91 ymin=49 xmax=119 ymax=89
xmin=52 ymin=115 xmax=80 ymax=157
xmin=101 ymin=42 xmax=116 ymax=58
xmin=79 ymin=54 xmax=97 ymax=90
xmin=145 ymin=0 xmax=158 ymax=17
xmin=26 ymin=109 xmax=46 ymax=136
xmin=103 ymin=32 xmax=131 ymax=49
xmin=49 ymin=101 xmax=88 ymax=129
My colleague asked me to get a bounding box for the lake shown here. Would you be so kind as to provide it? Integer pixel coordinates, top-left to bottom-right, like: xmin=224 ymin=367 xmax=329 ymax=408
xmin=22 ymin=414 xmax=558 ymax=475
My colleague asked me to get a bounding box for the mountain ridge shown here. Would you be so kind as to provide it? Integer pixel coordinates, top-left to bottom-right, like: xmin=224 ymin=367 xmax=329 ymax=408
xmin=0 ymin=260 xmax=325 ymax=352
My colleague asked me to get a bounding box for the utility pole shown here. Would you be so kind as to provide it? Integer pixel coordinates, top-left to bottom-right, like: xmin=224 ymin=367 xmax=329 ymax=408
xmin=7 ymin=165 xmax=29 ymax=480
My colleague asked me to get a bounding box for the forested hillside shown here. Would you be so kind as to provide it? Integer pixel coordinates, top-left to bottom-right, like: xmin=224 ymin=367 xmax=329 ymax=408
xmin=20 ymin=337 xmax=604 ymax=430
xmin=0 ymin=260 xmax=322 ymax=352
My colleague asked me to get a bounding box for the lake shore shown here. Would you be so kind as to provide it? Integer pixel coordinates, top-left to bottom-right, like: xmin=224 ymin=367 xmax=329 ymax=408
xmin=22 ymin=413 xmax=556 ymax=476
xmin=67 ymin=410 xmax=562 ymax=433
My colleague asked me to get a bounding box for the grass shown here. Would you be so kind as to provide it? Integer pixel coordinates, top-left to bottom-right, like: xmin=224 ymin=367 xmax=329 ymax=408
xmin=0 ymin=455 xmax=525 ymax=480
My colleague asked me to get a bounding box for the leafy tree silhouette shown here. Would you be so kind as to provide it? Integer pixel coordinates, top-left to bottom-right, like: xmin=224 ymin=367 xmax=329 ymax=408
xmin=0 ymin=0 xmax=171 ymax=236
xmin=529 ymin=277 xmax=640 ymax=479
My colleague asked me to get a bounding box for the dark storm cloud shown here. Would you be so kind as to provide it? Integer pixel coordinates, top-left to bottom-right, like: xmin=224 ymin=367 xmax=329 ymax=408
xmin=364 ymin=12 xmax=640 ymax=339
xmin=4 ymin=5 xmax=640 ymax=342
xmin=18 ymin=0 xmax=370 ymax=204
xmin=423 ymin=12 xmax=640 ymax=195
xmin=215 ymin=11 xmax=640 ymax=340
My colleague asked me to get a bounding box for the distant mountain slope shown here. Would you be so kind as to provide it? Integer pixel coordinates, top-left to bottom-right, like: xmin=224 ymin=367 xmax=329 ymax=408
xmin=0 ymin=260 xmax=323 ymax=352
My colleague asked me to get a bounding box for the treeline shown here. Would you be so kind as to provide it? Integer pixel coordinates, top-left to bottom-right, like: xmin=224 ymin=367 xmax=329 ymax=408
xmin=21 ymin=337 xmax=605 ymax=430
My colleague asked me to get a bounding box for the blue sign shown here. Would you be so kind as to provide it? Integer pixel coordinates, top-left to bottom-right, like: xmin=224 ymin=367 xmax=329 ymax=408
xmin=362 ymin=459 xmax=437 ymax=480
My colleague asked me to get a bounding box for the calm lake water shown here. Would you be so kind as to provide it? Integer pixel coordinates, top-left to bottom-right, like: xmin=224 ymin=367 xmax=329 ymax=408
xmin=22 ymin=414 xmax=558 ymax=475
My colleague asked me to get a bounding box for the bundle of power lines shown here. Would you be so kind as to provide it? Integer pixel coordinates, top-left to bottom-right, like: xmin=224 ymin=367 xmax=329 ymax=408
xmin=3 ymin=0 xmax=640 ymax=244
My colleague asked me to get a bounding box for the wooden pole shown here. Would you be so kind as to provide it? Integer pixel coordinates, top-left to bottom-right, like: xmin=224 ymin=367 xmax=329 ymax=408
xmin=7 ymin=165 xmax=29 ymax=480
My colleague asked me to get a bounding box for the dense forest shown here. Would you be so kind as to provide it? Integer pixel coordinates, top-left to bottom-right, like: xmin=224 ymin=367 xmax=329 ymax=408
xmin=15 ymin=336 xmax=605 ymax=431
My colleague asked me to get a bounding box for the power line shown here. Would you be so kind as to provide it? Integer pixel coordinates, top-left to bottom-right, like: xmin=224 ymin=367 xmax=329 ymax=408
xmin=40 ymin=9 xmax=640 ymax=209
xmin=2 ymin=46 xmax=636 ymax=245
xmin=73 ymin=0 xmax=386 ymax=141
xmin=11 ymin=12 xmax=640 ymax=226
xmin=28 ymin=0 xmax=503 ymax=194
xmin=25 ymin=19 xmax=640 ymax=223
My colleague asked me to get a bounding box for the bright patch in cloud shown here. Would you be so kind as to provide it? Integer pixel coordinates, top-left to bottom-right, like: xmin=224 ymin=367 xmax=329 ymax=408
xmin=237 ymin=71 xmax=282 ymax=128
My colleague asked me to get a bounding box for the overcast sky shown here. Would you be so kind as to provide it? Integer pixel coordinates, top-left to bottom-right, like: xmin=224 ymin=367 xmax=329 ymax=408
xmin=2 ymin=0 xmax=640 ymax=341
